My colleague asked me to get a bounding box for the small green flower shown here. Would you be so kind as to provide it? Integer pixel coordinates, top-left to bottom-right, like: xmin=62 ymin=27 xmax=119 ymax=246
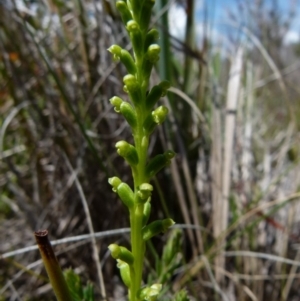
xmin=108 ymin=244 xmax=134 ymax=265
xmin=152 ymin=106 xmax=168 ymax=124
xmin=141 ymin=45 xmax=161 ymax=82
xmin=108 ymin=45 xmax=136 ymax=74
xmin=137 ymin=183 xmax=153 ymax=203
xmin=108 ymin=177 xmax=122 ymax=192
xmin=145 ymin=44 xmax=161 ymax=63
xmin=143 ymin=106 xmax=168 ymax=134
xmin=144 ymin=29 xmax=159 ymax=51
xmin=138 ymin=283 xmax=162 ymax=301
xmin=108 ymin=177 xmax=134 ymax=208
xmin=110 ymin=96 xmax=123 ymax=112
xmin=115 ymin=141 xmax=139 ymax=166
xmin=126 ymin=21 xmax=143 ymax=58
xmin=123 ymin=75 xmax=142 ymax=106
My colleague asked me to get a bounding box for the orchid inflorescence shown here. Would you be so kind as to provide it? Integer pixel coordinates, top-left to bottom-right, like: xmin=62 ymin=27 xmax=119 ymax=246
xmin=107 ymin=0 xmax=175 ymax=300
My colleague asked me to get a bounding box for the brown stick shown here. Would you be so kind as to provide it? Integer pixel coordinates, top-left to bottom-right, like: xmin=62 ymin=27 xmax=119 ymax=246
xmin=34 ymin=230 xmax=73 ymax=301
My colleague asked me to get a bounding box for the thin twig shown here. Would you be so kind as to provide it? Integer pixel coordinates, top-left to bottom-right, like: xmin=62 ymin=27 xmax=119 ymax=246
xmin=63 ymin=153 xmax=107 ymax=299
xmin=1 ymin=224 xmax=207 ymax=259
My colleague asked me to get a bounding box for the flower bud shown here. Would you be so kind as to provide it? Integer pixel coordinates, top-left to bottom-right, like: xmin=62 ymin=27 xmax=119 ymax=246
xmin=141 ymin=45 xmax=160 ymax=82
xmin=116 ymin=1 xmax=132 ymax=26
xmin=146 ymin=44 xmax=160 ymax=63
xmin=123 ymin=74 xmax=138 ymax=90
xmin=152 ymin=106 xmax=168 ymax=124
xmin=145 ymin=150 xmax=175 ymax=178
xmin=108 ymin=45 xmax=136 ymax=74
xmin=108 ymin=178 xmax=134 ymax=208
xmin=110 ymin=96 xmax=123 ymax=113
xmin=126 ymin=20 xmax=143 ymax=58
xmin=146 ymin=81 xmax=170 ymax=110
xmin=137 ymin=183 xmax=153 ymax=203
xmin=108 ymin=176 xmax=122 ymax=192
xmin=116 ymin=140 xmax=139 ymax=166
xmin=120 ymin=102 xmax=137 ymax=128
xmin=107 ymin=44 xmax=122 ymax=61
xmin=117 ymin=259 xmax=131 ymax=287
xmin=143 ymin=106 xmax=168 ymax=134
xmin=142 ymin=218 xmax=175 ymax=241
xmin=126 ymin=20 xmax=139 ymax=32
xmin=123 ymin=74 xmax=142 ymax=105
xmin=108 ymin=244 xmax=134 ymax=265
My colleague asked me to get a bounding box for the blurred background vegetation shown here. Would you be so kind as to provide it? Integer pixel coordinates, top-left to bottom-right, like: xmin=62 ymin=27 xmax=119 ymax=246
xmin=1 ymin=0 xmax=300 ymax=300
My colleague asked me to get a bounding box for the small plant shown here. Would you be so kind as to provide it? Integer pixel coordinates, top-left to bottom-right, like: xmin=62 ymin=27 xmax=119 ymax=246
xmin=107 ymin=0 xmax=175 ymax=300
xmin=64 ymin=269 xmax=95 ymax=301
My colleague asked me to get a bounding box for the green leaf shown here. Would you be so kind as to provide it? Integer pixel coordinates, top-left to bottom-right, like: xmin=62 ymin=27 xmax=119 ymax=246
xmin=142 ymin=219 xmax=175 ymax=241
xmin=145 ymin=151 xmax=175 ymax=178
xmin=146 ymin=81 xmax=170 ymax=110
xmin=116 ymin=1 xmax=133 ymax=25
xmin=139 ymin=0 xmax=155 ymax=31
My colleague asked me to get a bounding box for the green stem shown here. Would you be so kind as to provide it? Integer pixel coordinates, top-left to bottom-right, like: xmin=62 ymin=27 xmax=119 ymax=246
xmin=130 ymin=106 xmax=149 ymax=300
xmin=130 ymin=204 xmax=145 ymax=301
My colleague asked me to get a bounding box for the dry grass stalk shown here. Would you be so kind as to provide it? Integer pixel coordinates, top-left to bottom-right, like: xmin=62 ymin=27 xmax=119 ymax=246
xmin=214 ymin=46 xmax=243 ymax=282
xmin=34 ymin=230 xmax=73 ymax=301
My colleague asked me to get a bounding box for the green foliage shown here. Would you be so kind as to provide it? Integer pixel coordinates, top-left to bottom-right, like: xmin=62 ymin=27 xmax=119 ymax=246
xmin=144 ymin=230 xmax=184 ymax=300
xmin=138 ymin=283 xmax=162 ymax=301
xmin=142 ymin=219 xmax=175 ymax=241
xmin=2 ymin=0 xmax=300 ymax=300
xmin=0 ymin=195 xmax=12 ymax=218
xmin=159 ymin=229 xmax=183 ymax=284
xmin=64 ymin=269 xmax=95 ymax=301
xmin=174 ymin=289 xmax=191 ymax=301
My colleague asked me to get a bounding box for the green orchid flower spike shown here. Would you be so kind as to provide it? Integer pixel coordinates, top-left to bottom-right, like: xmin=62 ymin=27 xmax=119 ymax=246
xmin=107 ymin=0 xmax=175 ymax=300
